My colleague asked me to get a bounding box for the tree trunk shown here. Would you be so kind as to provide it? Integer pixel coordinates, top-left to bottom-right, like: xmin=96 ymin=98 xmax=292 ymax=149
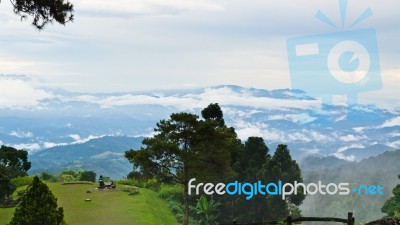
xmin=183 ymin=183 xmax=189 ymax=225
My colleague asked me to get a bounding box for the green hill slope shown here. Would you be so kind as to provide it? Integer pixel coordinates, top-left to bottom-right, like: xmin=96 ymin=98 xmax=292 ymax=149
xmin=0 ymin=183 xmax=179 ymax=225
xmin=29 ymin=136 xmax=143 ymax=179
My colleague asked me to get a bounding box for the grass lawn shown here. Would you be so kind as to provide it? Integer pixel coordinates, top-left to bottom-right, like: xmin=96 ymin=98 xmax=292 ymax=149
xmin=0 ymin=183 xmax=179 ymax=225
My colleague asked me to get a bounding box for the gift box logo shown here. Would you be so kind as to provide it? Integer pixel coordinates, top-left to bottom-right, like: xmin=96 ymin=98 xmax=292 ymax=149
xmin=286 ymin=0 xmax=382 ymax=106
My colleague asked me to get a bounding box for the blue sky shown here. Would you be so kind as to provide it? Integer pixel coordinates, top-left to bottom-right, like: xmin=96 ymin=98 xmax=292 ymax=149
xmin=0 ymin=0 xmax=399 ymax=109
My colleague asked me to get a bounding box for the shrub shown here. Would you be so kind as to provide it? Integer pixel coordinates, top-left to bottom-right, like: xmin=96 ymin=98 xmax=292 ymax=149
xmin=120 ymin=185 xmax=140 ymax=195
xmin=40 ymin=172 xmax=60 ymax=182
xmin=10 ymin=176 xmax=33 ymax=188
xmin=143 ymin=178 xmax=160 ymax=192
xmin=117 ymin=179 xmax=143 ymax=187
xmin=61 ymin=181 xmax=93 ymax=185
xmin=79 ymin=171 xmax=96 ymax=182
xmin=158 ymin=184 xmax=183 ymax=202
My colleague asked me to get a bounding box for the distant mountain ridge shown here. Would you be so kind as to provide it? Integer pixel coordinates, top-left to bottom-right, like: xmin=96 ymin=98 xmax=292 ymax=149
xmin=0 ymin=85 xmax=398 ymax=162
xmin=29 ymin=136 xmax=143 ymax=179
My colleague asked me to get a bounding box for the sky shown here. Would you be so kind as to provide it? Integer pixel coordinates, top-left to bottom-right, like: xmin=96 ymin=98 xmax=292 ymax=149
xmin=0 ymin=0 xmax=399 ymax=107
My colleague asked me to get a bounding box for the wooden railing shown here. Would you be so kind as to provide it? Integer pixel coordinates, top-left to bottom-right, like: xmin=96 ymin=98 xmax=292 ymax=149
xmin=222 ymin=212 xmax=355 ymax=225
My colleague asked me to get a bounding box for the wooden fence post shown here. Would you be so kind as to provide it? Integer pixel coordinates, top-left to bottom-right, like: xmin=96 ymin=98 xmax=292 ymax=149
xmin=287 ymin=216 xmax=292 ymax=225
xmin=347 ymin=212 xmax=353 ymax=225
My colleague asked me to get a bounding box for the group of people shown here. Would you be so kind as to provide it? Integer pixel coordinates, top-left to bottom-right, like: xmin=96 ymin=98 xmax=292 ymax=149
xmin=98 ymin=175 xmax=117 ymax=189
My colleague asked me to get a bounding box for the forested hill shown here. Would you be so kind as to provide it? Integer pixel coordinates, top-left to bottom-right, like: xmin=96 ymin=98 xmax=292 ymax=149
xmin=29 ymin=136 xmax=143 ymax=179
xmin=300 ymin=149 xmax=400 ymax=222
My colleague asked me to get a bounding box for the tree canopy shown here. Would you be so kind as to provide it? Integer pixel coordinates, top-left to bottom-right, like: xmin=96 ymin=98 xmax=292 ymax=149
xmin=0 ymin=145 xmax=31 ymax=205
xmin=5 ymin=0 xmax=74 ymax=30
xmin=382 ymin=175 xmax=400 ymax=216
xmin=125 ymin=103 xmax=241 ymax=225
xmin=9 ymin=176 xmax=65 ymax=225
xmin=0 ymin=145 xmax=31 ymax=177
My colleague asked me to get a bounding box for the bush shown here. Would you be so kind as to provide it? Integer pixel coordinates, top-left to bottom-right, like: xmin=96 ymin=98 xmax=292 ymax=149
xmin=40 ymin=172 xmax=60 ymax=182
xmin=61 ymin=181 xmax=93 ymax=185
xmin=120 ymin=185 xmax=139 ymax=195
xmin=60 ymin=174 xmax=77 ymax=183
xmin=10 ymin=176 xmax=33 ymax=188
xmin=158 ymin=184 xmax=183 ymax=202
xmin=143 ymin=178 xmax=160 ymax=192
xmin=79 ymin=171 xmax=96 ymax=182
xmin=117 ymin=179 xmax=143 ymax=187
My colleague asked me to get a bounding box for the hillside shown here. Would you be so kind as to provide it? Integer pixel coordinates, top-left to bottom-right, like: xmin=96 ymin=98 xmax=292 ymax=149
xmin=0 ymin=183 xmax=179 ymax=225
xmin=29 ymin=136 xmax=143 ymax=179
xmin=301 ymin=149 xmax=400 ymax=222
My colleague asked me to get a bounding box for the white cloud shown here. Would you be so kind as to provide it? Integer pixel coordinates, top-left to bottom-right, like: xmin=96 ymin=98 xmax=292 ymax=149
xmin=387 ymin=141 xmax=400 ymax=149
xmin=9 ymin=130 xmax=34 ymax=138
xmin=339 ymin=134 xmax=366 ymax=142
xmin=336 ymin=144 xmax=365 ymax=153
xmin=332 ymin=152 xmax=356 ymax=162
xmin=11 ymin=143 xmax=41 ymax=153
xmin=287 ymin=132 xmax=312 ymax=142
xmin=267 ymin=114 xmax=316 ymax=123
xmin=0 ymin=78 xmax=52 ymax=108
xmin=233 ymin=120 xmax=285 ymax=142
xmin=69 ymin=134 xmax=106 ymax=144
xmin=43 ymin=142 xmax=68 ymax=149
xmin=77 ymin=0 xmax=224 ymax=17
xmin=379 ymin=117 xmax=400 ymax=128
xmin=73 ymin=87 xmax=321 ymax=111
xmin=353 ymin=127 xmax=365 ymax=133
xmin=69 ymin=134 xmax=81 ymax=142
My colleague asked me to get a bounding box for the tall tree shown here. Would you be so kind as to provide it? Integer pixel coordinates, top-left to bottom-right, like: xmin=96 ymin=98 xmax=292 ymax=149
xmin=231 ymin=137 xmax=271 ymax=222
xmin=0 ymin=164 xmax=15 ymax=205
xmin=125 ymin=104 xmax=240 ymax=225
xmin=261 ymin=144 xmax=305 ymax=220
xmin=3 ymin=0 xmax=74 ymax=30
xmin=9 ymin=176 xmax=65 ymax=225
xmin=0 ymin=145 xmax=31 ymax=177
xmin=0 ymin=146 xmax=31 ymax=205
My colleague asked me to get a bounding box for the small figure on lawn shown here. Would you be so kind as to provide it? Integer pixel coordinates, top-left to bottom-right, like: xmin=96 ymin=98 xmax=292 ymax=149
xmin=98 ymin=175 xmax=105 ymax=189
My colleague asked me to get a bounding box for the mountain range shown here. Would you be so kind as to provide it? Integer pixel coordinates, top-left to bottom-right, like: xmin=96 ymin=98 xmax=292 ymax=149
xmin=0 ymin=85 xmax=399 ymax=165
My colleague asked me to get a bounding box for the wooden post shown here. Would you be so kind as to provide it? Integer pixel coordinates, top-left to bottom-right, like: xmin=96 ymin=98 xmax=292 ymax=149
xmin=347 ymin=212 xmax=353 ymax=225
xmin=287 ymin=216 xmax=292 ymax=225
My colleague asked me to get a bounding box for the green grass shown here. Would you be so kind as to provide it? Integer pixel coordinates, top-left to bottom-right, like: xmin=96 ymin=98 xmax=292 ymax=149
xmin=0 ymin=183 xmax=180 ymax=225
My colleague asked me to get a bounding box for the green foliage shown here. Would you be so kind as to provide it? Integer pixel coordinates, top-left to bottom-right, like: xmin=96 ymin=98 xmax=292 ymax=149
xmin=61 ymin=181 xmax=93 ymax=185
xmin=0 ymin=146 xmax=31 ymax=178
xmin=229 ymin=137 xmax=271 ymax=222
xmin=0 ymin=164 xmax=15 ymax=205
xmin=40 ymin=172 xmax=60 ymax=182
xmin=10 ymin=176 xmax=33 ymax=188
xmin=195 ymin=196 xmax=221 ymax=225
xmin=10 ymin=0 xmax=74 ymax=30
xmin=0 ymin=146 xmax=31 ymax=205
xmin=125 ymin=103 xmax=241 ymax=225
xmin=9 ymin=176 xmax=65 ymax=225
xmin=117 ymin=179 xmax=143 ymax=187
xmin=61 ymin=174 xmax=76 ymax=183
xmin=382 ymin=179 xmax=400 ymax=216
xmin=79 ymin=171 xmax=96 ymax=182
xmin=158 ymin=184 xmax=183 ymax=202
xmin=120 ymin=185 xmax=140 ymax=195
xmin=260 ymin=144 xmax=305 ymax=220
xmin=143 ymin=178 xmax=160 ymax=192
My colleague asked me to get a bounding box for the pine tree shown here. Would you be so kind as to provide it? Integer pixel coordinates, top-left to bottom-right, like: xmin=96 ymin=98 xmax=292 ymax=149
xmin=9 ymin=176 xmax=65 ymax=225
